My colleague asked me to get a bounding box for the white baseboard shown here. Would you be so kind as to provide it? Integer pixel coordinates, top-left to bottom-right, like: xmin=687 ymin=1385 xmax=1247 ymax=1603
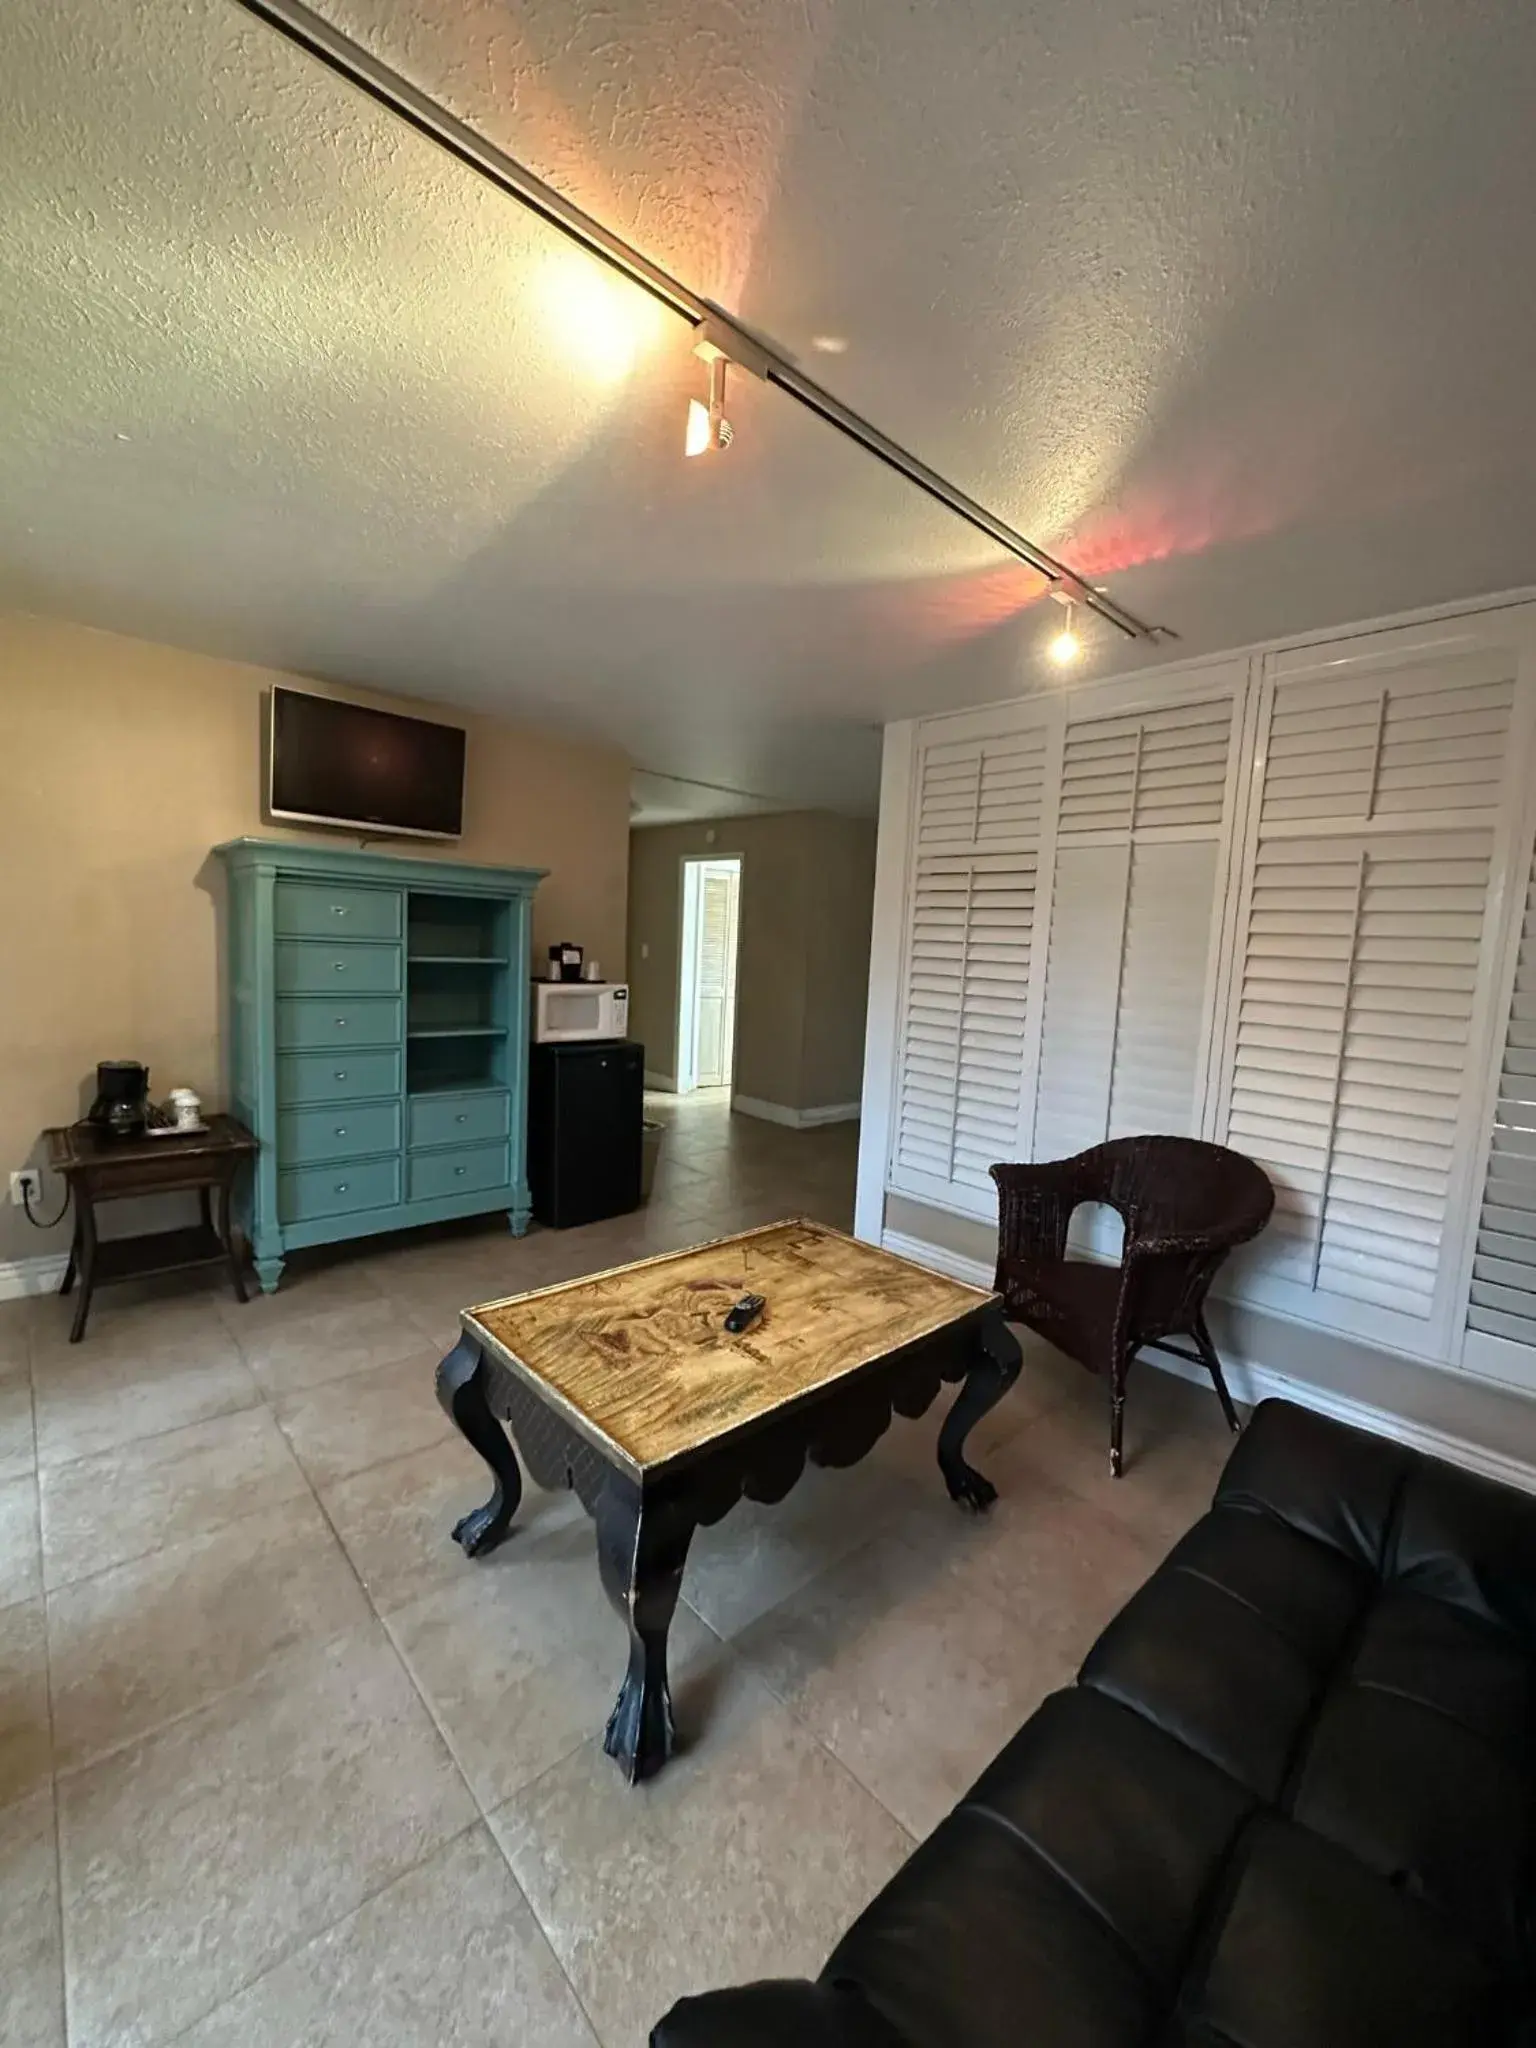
xmin=0 ymin=1251 xmax=70 ymax=1302
xmin=644 ymin=1071 xmax=677 ymax=1092
xmin=731 ymin=1094 xmax=860 ymax=1130
xmin=879 ymin=1229 xmax=1536 ymax=1496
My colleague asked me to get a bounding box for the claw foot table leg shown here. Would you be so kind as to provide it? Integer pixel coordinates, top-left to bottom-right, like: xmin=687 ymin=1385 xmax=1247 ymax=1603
xmin=937 ymin=1307 xmax=1023 ymax=1510
xmin=596 ymin=1481 xmax=695 ymax=1783
xmin=435 ymin=1336 xmax=523 ymax=1556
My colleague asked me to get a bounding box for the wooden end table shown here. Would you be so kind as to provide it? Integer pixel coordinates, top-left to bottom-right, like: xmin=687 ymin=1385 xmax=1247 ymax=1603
xmin=43 ymin=1114 xmax=259 ymax=1342
xmin=435 ymin=1217 xmax=1022 ymax=1782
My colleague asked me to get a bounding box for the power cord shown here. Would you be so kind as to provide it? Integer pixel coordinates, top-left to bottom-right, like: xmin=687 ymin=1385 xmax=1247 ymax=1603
xmin=20 ymin=1130 xmax=76 ymax=1231
xmin=21 ymin=1178 xmax=71 ymax=1231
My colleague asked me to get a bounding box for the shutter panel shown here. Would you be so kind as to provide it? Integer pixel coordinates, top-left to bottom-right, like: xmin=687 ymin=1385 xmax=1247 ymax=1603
xmin=1033 ymin=691 xmax=1234 ymax=1162
xmin=1109 ymin=840 xmax=1221 ymax=1137
xmin=1033 ymin=846 xmax=1129 ymax=1159
xmin=1464 ymin=862 xmax=1536 ymax=1388
xmin=1221 ymin=628 xmax=1521 ymax=1357
xmin=1229 ymin=831 xmax=1490 ymax=1324
xmin=890 ymin=720 xmax=1051 ymax=1209
xmin=1260 ymin=661 xmax=1513 ymax=830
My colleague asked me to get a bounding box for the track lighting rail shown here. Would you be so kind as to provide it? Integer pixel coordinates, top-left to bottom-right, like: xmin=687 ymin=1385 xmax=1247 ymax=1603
xmin=230 ymin=0 xmax=1165 ymax=644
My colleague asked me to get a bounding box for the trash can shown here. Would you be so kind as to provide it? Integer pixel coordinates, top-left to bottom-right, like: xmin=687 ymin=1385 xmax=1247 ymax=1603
xmin=640 ymin=1120 xmax=664 ymax=1203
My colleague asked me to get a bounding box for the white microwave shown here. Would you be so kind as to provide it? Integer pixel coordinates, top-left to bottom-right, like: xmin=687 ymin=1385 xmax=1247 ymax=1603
xmin=531 ymin=980 xmax=629 ymax=1044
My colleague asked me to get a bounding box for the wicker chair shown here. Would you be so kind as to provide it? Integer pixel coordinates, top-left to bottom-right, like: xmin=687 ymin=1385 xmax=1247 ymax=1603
xmin=990 ymin=1137 xmax=1275 ymax=1478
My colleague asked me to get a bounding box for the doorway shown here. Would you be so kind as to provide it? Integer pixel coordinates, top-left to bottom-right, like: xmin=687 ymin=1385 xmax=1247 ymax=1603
xmin=677 ymin=856 xmax=742 ymax=1092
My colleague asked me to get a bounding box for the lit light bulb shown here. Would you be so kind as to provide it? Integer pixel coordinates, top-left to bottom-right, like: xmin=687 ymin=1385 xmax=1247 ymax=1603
xmin=684 ymin=353 xmax=732 ymax=456
xmin=1047 ymin=599 xmax=1082 ymax=666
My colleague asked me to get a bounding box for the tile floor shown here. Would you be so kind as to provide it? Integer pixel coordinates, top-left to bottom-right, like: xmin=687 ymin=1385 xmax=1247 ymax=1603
xmin=0 ymin=1092 xmax=1239 ymax=2047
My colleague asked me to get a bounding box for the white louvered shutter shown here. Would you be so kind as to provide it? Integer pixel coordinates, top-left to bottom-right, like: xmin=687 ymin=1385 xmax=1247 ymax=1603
xmin=1032 ymin=688 xmax=1237 ymax=1163
xmin=1221 ymin=629 xmax=1521 ymax=1359
xmin=889 ymin=715 xmax=1054 ymax=1212
xmin=1463 ymin=859 xmax=1536 ymax=1392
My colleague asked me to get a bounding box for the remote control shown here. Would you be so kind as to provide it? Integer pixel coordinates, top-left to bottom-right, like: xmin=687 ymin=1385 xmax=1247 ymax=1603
xmin=724 ymin=1292 xmax=766 ymax=1335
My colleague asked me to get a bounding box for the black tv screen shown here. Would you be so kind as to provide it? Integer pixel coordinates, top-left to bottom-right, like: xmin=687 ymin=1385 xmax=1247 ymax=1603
xmin=268 ymin=687 xmax=466 ymax=840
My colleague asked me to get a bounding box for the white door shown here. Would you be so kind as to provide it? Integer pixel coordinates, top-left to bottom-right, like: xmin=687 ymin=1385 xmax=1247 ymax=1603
xmin=678 ymin=858 xmax=741 ymax=1090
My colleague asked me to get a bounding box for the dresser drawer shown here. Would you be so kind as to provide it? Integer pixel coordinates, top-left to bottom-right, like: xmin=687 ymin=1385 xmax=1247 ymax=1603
xmin=276 ymin=998 xmax=402 ymax=1052
xmin=277 ymin=1049 xmax=402 ymax=1107
xmin=278 ymin=1155 xmax=401 ymax=1224
xmin=274 ymin=880 xmax=403 ymax=942
xmin=275 ymin=940 xmax=402 ymax=996
xmin=407 ymin=1090 xmax=511 ymax=1152
xmin=407 ymin=1142 xmax=510 ymax=1203
xmin=279 ymin=1101 xmax=401 ymax=1167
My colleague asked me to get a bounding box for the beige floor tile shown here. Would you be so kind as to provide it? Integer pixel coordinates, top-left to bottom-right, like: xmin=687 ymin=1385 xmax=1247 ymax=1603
xmin=273 ymin=1349 xmax=450 ymax=1488
xmin=0 ymin=1366 xmax=36 ymax=1484
xmin=491 ymin=1651 xmax=912 ymax=2048
xmin=40 ymin=1406 xmax=307 ymax=1592
xmin=58 ymin=1626 xmax=477 ymax=2048
xmin=318 ymin=1436 xmax=583 ymax=1617
xmin=387 ymin=1515 xmax=717 ymax=1811
xmin=235 ymin=1292 xmax=441 ymax=1398
xmin=31 ymin=1338 xmax=261 ymax=1469
xmin=0 ymin=1597 xmax=51 ymax=1812
xmin=1004 ymin=1367 xmax=1238 ymax=1551
xmin=49 ymin=1494 xmax=372 ymax=1770
xmin=682 ymin=1456 xmax=926 ymax=1641
xmin=0 ymin=1474 xmax=42 ymax=1609
xmin=0 ymin=1301 xmax=31 ymax=1373
xmin=215 ymin=1254 xmax=386 ymax=1337
xmin=735 ymin=1529 xmax=1112 ymax=1839
xmin=0 ymin=1786 xmax=65 ymax=2048
xmin=176 ymin=1822 xmax=595 ymax=2048
xmin=29 ymin=1290 xmax=232 ymax=1364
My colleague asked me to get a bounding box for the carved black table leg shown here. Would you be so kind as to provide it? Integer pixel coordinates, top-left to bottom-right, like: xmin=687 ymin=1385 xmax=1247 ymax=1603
xmin=68 ymin=1190 xmax=100 ymax=1344
xmin=596 ymin=1478 xmax=696 ymax=1783
xmin=937 ymin=1307 xmax=1023 ymax=1509
xmin=436 ymin=1336 xmax=524 ymax=1556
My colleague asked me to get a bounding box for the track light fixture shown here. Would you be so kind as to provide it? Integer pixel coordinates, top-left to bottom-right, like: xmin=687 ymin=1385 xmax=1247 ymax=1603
xmin=1047 ymin=584 xmax=1085 ymax=666
xmin=684 ymin=316 xmax=771 ymax=458
xmin=685 ymin=349 xmax=732 ymax=457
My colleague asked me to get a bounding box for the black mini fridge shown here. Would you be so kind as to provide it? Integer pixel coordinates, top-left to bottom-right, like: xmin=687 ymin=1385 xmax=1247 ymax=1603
xmin=528 ymin=1039 xmax=645 ymax=1228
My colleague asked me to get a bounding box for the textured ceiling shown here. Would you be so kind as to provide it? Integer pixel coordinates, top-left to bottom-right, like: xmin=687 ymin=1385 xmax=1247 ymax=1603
xmin=3 ymin=0 xmax=1535 ymax=815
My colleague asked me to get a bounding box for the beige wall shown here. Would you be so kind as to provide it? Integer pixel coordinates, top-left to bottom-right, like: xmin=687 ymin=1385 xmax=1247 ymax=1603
xmin=0 ymin=610 xmax=631 ymax=1265
xmin=626 ymin=812 xmax=876 ymax=1113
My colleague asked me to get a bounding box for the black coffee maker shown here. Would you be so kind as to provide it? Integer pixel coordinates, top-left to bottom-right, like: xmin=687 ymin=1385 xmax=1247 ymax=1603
xmin=88 ymin=1061 xmax=150 ymax=1141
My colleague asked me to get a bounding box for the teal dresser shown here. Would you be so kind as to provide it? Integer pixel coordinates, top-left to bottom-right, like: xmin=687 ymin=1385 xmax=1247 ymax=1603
xmin=215 ymin=839 xmax=544 ymax=1292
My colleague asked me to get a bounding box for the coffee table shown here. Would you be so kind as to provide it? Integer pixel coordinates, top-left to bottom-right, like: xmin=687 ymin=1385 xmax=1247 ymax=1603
xmin=435 ymin=1218 xmax=1022 ymax=1782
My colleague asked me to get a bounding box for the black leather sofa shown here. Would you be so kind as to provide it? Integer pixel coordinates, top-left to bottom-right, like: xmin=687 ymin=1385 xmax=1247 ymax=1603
xmin=652 ymin=1399 xmax=1536 ymax=2047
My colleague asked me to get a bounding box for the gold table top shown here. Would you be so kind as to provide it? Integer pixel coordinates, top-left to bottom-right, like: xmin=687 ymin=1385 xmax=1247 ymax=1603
xmin=463 ymin=1218 xmax=996 ymax=1472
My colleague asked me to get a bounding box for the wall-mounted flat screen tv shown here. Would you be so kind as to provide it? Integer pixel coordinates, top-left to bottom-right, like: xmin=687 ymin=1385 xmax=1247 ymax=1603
xmin=267 ymin=687 xmax=466 ymax=840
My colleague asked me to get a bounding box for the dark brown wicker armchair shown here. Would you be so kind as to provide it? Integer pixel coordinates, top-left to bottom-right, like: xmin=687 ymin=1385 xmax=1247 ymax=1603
xmin=990 ymin=1137 xmax=1274 ymax=1477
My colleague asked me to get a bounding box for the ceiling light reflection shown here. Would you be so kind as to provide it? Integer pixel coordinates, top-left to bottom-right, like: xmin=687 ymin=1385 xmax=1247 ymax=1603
xmin=537 ymin=249 xmax=663 ymax=383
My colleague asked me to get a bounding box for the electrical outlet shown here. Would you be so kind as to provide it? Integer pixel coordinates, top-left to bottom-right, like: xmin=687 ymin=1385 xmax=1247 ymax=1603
xmin=9 ymin=1170 xmax=41 ymax=1209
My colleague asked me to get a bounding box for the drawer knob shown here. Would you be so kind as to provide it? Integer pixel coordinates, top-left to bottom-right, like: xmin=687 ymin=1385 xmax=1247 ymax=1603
xmin=334 ymin=1070 xmax=347 ymax=1081
xmin=336 ymin=1181 xmax=349 ymax=1194
xmin=332 ymin=905 xmax=348 ymax=917
xmin=334 ymin=1126 xmax=347 ymax=1137
xmin=334 ymin=962 xmax=347 ymax=973
xmin=455 ymin=1113 xmax=468 ymax=1124
xmin=335 ymin=1018 xmax=347 ymax=1027
xmin=454 ymin=1165 xmax=467 ymax=1176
